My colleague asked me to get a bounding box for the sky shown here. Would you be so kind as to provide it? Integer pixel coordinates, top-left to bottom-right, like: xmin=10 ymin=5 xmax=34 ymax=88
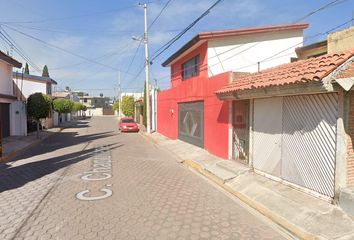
xmin=0 ymin=0 xmax=353 ymax=98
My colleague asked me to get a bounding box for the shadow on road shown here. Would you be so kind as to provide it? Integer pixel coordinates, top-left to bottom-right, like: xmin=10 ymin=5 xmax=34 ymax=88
xmin=0 ymin=143 xmax=122 ymax=192
xmin=12 ymin=130 xmax=118 ymax=161
xmin=0 ymin=117 xmax=122 ymax=192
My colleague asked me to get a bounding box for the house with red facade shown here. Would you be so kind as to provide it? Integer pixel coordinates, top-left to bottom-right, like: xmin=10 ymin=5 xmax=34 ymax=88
xmin=157 ymin=23 xmax=309 ymax=159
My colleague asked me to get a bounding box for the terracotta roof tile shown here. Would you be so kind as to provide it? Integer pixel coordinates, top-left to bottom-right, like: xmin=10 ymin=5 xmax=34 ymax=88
xmin=337 ymin=62 xmax=354 ymax=79
xmin=216 ymin=50 xmax=354 ymax=94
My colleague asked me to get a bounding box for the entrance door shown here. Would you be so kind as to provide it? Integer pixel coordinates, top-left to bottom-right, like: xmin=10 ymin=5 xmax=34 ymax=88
xmin=232 ymin=100 xmax=250 ymax=164
xmin=0 ymin=103 xmax=10 ymax=137
xmin=178 ymin=101 xmax=204 ymax=148
xmin=253 ymin=97 xmax=283 ymax=177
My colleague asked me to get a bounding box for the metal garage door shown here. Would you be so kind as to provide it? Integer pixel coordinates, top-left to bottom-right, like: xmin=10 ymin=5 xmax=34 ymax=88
xmin=253 ymin=97 xmax=283 ymax=177
xmin=0 ymin=103 xmax=10 ymax=137
xmin=178 ymin=101 xmax=204 ymax=148
xmin=282 ymin=93 xmax=338 ymax=197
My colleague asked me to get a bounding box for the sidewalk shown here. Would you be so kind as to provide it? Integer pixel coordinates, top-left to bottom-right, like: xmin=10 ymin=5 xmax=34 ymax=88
xmin=142 ymin=132 xmax=354 ymax=240
xmin=1 ymin=120 xmax=77 ymax=163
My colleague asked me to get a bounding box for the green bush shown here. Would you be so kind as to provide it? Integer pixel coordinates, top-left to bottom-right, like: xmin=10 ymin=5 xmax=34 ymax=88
xmin=53 ymin=99 xmax=74 ymax=113
xmin=121 ymin=96 xmax=135 ymax=117
xmin=113 ymin=101 xmax=119 ymax=112
xmin=27 ymin=92 xmax=52 ymax=138
xmin=27 ymin=93 xmax=52 ymax=120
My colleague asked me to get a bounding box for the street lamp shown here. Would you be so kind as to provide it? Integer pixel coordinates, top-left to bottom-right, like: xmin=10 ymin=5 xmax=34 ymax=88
xmin=132 ymin=3 xmax=151 ymax=134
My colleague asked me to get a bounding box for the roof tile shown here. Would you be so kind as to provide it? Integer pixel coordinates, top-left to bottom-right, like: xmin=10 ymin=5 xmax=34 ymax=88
xmin=216 ymin=50 xmax=354 ymax=94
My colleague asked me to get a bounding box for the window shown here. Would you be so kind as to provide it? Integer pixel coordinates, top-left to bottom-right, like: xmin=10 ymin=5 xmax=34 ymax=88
xmin=182 ymin=55 xmax=200 ymax=80
xmin=84 ymin=99 xmax=87 ymax=103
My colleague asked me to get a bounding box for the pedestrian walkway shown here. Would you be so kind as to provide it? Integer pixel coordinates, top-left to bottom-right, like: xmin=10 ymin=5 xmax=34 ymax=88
xmin=143 ymin=132 xmax=354 ymax=240
xmin=1 ymin=120 xmax=78 ymax=163
xmin=0 ymin=116 xmax=293 ymax=240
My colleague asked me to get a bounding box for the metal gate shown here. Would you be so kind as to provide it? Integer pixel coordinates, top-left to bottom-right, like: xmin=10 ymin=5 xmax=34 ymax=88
xmin=232 ymin=100 xmax=250 ymax=163
xmin=253 ymin=97 xmax=283 ymax=177
xmin=178 ymin=101 xmax=204 ymax=148
xmin=282 ymin=93 xmax=338 ymax=197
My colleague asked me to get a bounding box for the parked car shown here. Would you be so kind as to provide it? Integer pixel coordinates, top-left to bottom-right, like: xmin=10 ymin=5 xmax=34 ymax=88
xmin=119 ymin=117 xmax=139 ymax=132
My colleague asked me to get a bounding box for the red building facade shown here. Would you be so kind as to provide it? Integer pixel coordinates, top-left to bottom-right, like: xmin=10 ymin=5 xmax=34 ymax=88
xmin=157 ymin=24 xmax=308 ymax=160
xmin=157 ymin=42 xmax=230 ymax=159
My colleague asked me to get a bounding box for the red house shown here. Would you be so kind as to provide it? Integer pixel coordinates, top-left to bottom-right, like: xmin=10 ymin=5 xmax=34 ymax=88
xmin=157 ymin=23 xmax=308 ymax=159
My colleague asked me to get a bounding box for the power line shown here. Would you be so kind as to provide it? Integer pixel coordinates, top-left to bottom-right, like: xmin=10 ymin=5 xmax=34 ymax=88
xmin=0 ymin=6 xmax=137 ymax=24
xmin=148 ymin=0 xmax=174 ymax=29
xmin=5 ymin=23 xmax=141 ymax=36
xmin=152 ymin=17 xmax=354 ymax=84
xmin=156 ymin=0 xmax=352 ymax=71
xmin=150 ymin=0 xmax=224 ymax=63
xmin=0 ymin=27 xmax=41 ymax=72
xmin=2 ymin=24 xmax=137 ymax=76
xmin=293 ymin=0 xmax=349 ymax=23
xmin=50 ymin=41 xmax=134 ymax=70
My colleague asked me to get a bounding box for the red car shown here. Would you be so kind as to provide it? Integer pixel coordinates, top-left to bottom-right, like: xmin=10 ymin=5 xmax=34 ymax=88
xmin=119 ymin=117 xmax=139 ymax=132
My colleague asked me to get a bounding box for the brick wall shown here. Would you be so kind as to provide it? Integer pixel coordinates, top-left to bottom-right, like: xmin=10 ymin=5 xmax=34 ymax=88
xmin=347 ymin=92 xmax=354 ymax=186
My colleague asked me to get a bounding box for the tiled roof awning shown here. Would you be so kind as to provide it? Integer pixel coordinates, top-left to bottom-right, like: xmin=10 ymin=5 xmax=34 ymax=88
xmin=216 ymin=50 xmax=354 ymax=97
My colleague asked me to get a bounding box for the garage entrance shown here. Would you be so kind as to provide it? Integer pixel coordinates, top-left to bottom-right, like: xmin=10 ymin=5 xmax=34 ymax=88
xmin=178 ymin=101 xmax=204 ymax=148
xmin=252 ymin=93 xmax=338 ymax=197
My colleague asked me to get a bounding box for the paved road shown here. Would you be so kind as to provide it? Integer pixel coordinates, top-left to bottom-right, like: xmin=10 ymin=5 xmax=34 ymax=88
xmin=0 ymin=116 xmax=295 ymax=240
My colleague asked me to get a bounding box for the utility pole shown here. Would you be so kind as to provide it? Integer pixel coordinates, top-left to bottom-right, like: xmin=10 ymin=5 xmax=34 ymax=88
xmin=142 ymin=3 xmax=151 ymax=134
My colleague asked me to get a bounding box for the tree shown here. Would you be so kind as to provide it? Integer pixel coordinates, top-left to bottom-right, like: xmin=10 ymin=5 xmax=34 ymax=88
xmin=113 ymin=101 xmax=119 ymax=113
xmin=100 ymin=93 xmax=103 ymax=98
xmin=42 ymin=65 xmax=50 ymax=77
xmin=27 ymin=93 xmax=52 ymax=138
xmin=72 ymin=102 xmax=83 ymax=112
xmin=72 ymin=102 xmax=87 ymax=118
xmin=121 ymin=96 xmax=135 ymax=117
xmin=24 ymin=63 xmax=29 ymax=74
xmin=53 ymin=99 xmax=74 ymax=114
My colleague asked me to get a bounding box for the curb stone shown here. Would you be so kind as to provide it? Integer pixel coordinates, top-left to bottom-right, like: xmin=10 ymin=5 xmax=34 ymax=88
xmin=142 ymin=132 xmax=318 ymax=240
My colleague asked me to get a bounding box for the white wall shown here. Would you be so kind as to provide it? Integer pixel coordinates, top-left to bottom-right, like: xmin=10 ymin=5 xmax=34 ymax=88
xmin=10 ymin=101 xmax=27 ymax=136
xmin=208 ymin=30 xmax=304 ymax=76
xmin=90 ymin=108 xmax=103 ymax=116
xmin=0 ymin=61 xmax=13 ymax=96
xmin=53 ymin=112 xmax=59 ymax=126
xmin=120 ymin=92 xmax=143 ymax=101
xmin=20 ymin=80 xmax=47 ymax=98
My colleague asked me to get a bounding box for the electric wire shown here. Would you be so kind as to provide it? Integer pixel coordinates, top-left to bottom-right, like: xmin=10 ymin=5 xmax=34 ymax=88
xmin=0 ymin=6 xmax=137 ymax=24
xmin=148 ymin=0 xmax=174 ymax=30
xmin=0 ymin=27 xmax=41 ymax=72
xmin=2 ymin=24 xmax=137 ymax=76
xmin=150 ymin=0 xmax=224 ymax=63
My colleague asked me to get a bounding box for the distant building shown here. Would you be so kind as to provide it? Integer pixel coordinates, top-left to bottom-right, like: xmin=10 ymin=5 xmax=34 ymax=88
xmin=13 ymin=72 xmax=57 ymax=99
xmin=79 ymin=96 xmax=110 ymax=108
xmin=295 ymin=25 xmax=354 ymax=60
xmin=13 ymin=72 xmax=58 ymax=129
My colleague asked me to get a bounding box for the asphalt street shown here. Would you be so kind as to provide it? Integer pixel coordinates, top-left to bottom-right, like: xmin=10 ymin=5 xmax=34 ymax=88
xmin=0 ymin=116 xmax=296 ymax=240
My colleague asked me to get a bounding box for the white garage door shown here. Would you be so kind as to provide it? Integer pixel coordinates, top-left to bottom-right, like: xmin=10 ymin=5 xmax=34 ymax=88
xmin=282 ymin=93 xmax=338 ymax=197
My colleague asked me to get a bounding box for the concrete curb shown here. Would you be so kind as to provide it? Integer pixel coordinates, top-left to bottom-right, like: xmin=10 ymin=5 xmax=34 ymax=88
xmin=182 ymin=159 xmax=317 ymax=240
xmin=0 ymin=123 xmax=73 ymax=163
xmin=140 ymin=133 xmax=318 ymax=240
